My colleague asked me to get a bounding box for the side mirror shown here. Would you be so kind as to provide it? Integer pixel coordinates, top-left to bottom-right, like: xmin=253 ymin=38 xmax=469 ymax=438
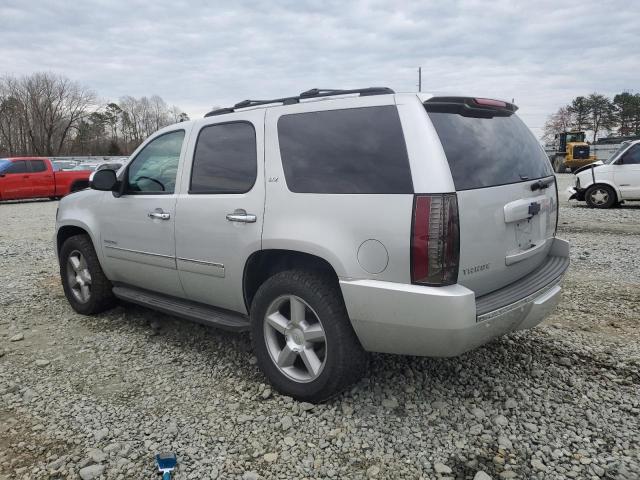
xmin=90 ymin=169 xmax=118 ymax=191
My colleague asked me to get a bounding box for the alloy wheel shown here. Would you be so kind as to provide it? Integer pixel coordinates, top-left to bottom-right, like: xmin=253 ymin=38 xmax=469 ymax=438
xmin=66 ymin=250 xmax=92 ymax=303
xmin=263 ymin=295 xmax=327 ymax=383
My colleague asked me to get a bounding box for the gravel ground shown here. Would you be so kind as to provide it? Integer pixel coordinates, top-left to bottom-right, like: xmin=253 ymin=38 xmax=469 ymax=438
xmin=1 ymin=175 xmax=638 ymax=480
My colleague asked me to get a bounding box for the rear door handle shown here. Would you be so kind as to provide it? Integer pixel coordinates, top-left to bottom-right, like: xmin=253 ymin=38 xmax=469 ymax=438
xmin=148 ymin=208 xmax=170 ymax=220
xmin=226 ymin=209 xmax=256 ymax=223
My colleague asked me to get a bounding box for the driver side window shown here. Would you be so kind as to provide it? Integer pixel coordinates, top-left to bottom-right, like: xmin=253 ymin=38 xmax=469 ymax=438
xmin=622 ymin=145 xmax=640 ymax=165
xmin=126 ymin=130 xmax=185 ymax=194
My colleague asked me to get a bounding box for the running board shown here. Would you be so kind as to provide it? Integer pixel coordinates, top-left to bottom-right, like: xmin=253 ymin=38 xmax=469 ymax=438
xmin=112 ymin=285 xmax=250 ymax=332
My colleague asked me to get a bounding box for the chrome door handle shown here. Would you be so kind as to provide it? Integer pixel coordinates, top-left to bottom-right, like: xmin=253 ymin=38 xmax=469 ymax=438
xmin=148 ymin=209 xmax=171 ymax=220
xmin=226 ymin=209 xmax=256 ymax=223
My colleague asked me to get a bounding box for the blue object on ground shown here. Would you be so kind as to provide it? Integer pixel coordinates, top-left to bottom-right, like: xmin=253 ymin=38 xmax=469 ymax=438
xmin=156 ymin=452 xmax=177 ymax=480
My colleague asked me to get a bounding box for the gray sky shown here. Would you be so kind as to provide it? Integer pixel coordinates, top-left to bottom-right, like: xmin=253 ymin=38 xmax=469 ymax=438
xmin=1 ymin=0 xmax=638 ymax=138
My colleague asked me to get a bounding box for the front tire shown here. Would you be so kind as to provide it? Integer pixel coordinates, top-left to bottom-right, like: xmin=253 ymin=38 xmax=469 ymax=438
xmin=553 ymin=156 xmax=566 ymax=173
xmin=59 ymin=234 xmax=116 ymax=314
xmin=585 ymin=184 xmax=616 ymax=209
xmin=250 ymin=270 xmax=367 ymax=402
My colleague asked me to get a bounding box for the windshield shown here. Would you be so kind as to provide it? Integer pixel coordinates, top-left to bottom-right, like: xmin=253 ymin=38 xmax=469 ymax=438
xmin=566 ymin=132 xmax=585 ymax=143
xmin=0 ymin=159 xmax=11 ymax=173
xmin=427 ymin=110 xmax=553 ymax=190
xmin=606 ymin=142 xmax=632 ymax=164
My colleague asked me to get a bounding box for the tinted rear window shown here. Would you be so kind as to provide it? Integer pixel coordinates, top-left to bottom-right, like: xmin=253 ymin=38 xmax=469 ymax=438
xmin=30 ymin=160 xmax=47 ymax=172
xmin=427 ymin=111 xmax=553 ymax=190
xmin=278 ymin=106 xmax=413 ymax=194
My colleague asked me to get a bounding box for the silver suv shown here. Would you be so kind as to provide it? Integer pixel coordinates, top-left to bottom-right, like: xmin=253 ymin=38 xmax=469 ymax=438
xmin=55 ymin=88 xmax=569 ymax=401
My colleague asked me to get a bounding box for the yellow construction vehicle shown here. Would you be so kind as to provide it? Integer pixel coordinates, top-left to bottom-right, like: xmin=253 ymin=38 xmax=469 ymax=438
xmin=550 ymin=131 xmax=597 ymax=173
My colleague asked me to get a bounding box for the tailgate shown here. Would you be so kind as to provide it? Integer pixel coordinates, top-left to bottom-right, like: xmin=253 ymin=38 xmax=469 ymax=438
xmin=424 ymin=97 xmax=557 ymax=296
xmin=456 ymin=178 xmax=557 ymax=295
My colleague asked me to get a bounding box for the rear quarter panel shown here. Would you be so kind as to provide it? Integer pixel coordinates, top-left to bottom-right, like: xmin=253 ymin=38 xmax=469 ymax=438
xmin=262 ymin=94 xmax=454 ymax=283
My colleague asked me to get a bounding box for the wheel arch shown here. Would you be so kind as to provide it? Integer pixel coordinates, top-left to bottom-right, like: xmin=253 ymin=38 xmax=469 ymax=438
xmin=243 ymin=249 xmax=341 ymax=312
xmin=586 ymin=181 xmax=620 ymax=202
xmin=56 ymin=222 xmax=98 ymax=261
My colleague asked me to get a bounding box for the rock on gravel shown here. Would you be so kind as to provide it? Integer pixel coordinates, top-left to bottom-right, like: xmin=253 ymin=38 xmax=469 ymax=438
xmin=263 ymin=452 xmax=278 ymax=463
xmin=492 ymin=414 xmax=508 ymax=426
xmin=434 ymin=463 xmax=452 ymax=474
xmin=299 ymin=402 xmax=314 ymax=411
xmin=530 ymin=458 xmax=547 ymax=471
xmin=474 ymin=472 xmax=492 ymax=480
xmin=78 ymin=464 xmax=105 ymax=480
xmin=92 ymin=427 xmax=109 ymax=442
xmin=280 ymin=415 xmax=293 ymax=431
xmin=367 ymin=465 xmax=381 ymax=477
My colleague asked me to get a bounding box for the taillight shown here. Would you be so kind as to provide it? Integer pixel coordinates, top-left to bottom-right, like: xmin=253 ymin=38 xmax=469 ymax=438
xmin=411 ymin=194 xmax=460 ymax=286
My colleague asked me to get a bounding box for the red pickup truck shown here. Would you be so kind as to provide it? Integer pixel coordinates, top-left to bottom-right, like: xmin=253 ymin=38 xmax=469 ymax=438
xmin=0 ymin=157 xmax=92 ymax=201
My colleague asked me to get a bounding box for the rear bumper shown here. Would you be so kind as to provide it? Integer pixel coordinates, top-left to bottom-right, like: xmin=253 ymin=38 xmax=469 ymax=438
xmin=340 ymin=237 xmax=570 ymax=357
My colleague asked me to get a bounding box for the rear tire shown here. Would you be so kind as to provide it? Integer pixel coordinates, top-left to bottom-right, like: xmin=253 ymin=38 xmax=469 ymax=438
xmin=250 ymin=270 xmax=368 ymax=402
xmin=553 ymin=156 xmax=567 ymax=173
xmin=585 ymin=184 xmax=616 ymax=209
xmin=59 ymin=234 xmax=116 ymax=314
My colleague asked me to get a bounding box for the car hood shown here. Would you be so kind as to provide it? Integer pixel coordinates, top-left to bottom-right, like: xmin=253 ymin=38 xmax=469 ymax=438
xmin=573 ymin=161 xmax=603 ymax=175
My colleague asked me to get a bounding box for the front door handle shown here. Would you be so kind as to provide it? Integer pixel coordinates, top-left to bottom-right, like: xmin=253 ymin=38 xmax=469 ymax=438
xmin=226 ymin=209 xmax=257 ymax=223
xmin=148 ymin=208 xmax=171 ymax=220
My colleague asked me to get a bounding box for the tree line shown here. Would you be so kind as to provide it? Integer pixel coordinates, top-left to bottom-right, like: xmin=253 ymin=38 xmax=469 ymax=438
xmin=543 ymin=92 xmax=640 ymax=143
xmin=0 ymin=72 xmax=189 ymax=157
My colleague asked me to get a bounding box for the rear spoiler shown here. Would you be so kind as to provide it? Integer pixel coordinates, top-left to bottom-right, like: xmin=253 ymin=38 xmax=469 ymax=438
xmin=424 ymin=96 xmax=518 ymax=118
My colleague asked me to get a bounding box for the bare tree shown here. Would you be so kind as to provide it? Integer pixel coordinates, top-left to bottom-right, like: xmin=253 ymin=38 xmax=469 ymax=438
xmin=0 ymin=72 xmax=188 ymax=156
xmin=542 ymin=106 xmax=572 ymax=143
xmin=0 ymin=73 xmax=95 ymax=155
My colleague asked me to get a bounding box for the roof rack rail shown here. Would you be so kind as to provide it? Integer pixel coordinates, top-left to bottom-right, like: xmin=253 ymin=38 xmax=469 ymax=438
xmin=204 ymin=87 xmax=395 ymax=117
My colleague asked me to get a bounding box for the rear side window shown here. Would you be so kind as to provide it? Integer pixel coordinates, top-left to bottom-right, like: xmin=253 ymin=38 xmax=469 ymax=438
xmin=427 ymin=111 xmax=553 ymax=190
xmin=190 ymin=122 xmax=257 ymax=194
xmin=29 ymin=160 xmax=47 ymax=172
xmin=277 ymin=106 xmax=413 ymax=194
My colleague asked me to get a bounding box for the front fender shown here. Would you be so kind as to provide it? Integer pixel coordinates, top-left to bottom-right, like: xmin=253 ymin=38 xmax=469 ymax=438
xmin=582 ymin=179 xmax=622 ymax=200
xmin=55 ymin=190 xmax=109 ymax=273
